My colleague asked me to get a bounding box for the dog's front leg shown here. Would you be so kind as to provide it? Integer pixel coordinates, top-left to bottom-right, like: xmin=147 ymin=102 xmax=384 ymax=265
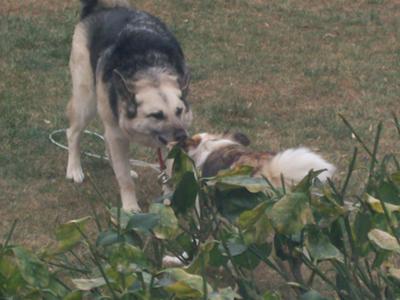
xmin=105 ymin=127 xmax=141 ymax=212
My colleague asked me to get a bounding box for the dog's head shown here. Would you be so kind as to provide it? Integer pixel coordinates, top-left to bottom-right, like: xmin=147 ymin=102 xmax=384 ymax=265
xmin=180 ymin=132 xmax=250 ymax=167
xmin=112 ymin=68 xmax=192 ymax=147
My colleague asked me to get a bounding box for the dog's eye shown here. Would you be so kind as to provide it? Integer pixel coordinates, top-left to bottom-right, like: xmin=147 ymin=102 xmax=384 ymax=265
xmin=176 ymin=107 xmax=183 ymax=117
xmin=147 ymin=111 xmax=165 ymax=120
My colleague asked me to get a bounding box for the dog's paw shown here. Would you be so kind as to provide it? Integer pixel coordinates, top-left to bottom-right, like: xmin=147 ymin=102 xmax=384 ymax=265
xmin=162 ymin=255 xmax=184 ymax=267
xmin=122 ymin=202 xmax=142 ymax=213
xmin=162 ymin=252 xmax=189 ymax=267
xmin=66 ymin=166 xmax=85 ymax=183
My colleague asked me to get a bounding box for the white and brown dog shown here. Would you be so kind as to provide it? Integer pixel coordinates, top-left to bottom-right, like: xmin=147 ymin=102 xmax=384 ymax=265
xmin=66 ymin=0 xmax=192 ymax=212
xmin=181 ymin=132 xmax=336 ymax=187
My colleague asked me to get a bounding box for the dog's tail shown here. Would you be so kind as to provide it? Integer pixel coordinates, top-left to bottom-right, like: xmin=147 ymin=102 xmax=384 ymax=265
xmin=80 ymin=0 xmax=131 ymax=19
xmin=264 ymin=147 xmax=336 ymax=187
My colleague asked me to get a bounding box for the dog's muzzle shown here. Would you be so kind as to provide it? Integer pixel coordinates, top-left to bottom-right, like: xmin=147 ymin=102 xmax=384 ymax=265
xmin=174 ymin=128 xmax=188 ymax=143
xmin=156 ymin=128 xmax=188 ymax=146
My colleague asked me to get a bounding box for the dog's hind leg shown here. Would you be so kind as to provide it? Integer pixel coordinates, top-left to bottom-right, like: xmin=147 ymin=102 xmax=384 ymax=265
xmin=66 ymin=24 xmax=96 ymax=183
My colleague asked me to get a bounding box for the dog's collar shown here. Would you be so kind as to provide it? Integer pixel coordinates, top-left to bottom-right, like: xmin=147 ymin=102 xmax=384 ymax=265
xmin=157 ymin=148 xmax=166 ymax=171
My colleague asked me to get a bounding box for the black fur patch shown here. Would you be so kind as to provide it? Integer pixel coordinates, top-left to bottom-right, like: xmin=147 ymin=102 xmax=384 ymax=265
xmin=80 ymin=0 xmax=98 ymax=19
xmin=202 ymin=145 xmax=246 ymax=177
xmin=232 ymin=132 xmax=251 ymax=146
xmin=82 ymin=8 xmax=186 ymax=80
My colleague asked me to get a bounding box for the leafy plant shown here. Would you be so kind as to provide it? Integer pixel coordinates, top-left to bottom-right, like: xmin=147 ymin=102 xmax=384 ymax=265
xmin=1 ymin=116 xmax=399 ymax=299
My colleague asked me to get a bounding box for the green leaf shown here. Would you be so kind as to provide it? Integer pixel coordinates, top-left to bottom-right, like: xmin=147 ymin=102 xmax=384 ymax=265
xmin=126 ymin=213 xmax=160 ymax=232
xmin=208 ymin=242 xmax=229 ymax=268
xmin=216 ymin=175 xmax=270 ymax=193
xmin=219 ymin=238 xmax=266 ymax=270
xmin=306 ymin=227 xmax=344 ymax=262
xmin=63 ymin=290 xmax=83 ymax=300
xmin=238 ymin=202 xmax=269 ymax=230
xmin=310 ymin=187 xmax=346 ymax=226
xmin=232 ymin=243 xmax=269 ymax=269
xmin=12 ymin=247 xmax=50 ymax=288
xmin=300 ymin=290 xmax=328 ymax=300
xmin=186 ymin=241 xmax=215 ymax=274
xmin=160 ymin=268 xmax=212 ymax=298
xmin=172 ymin=171 xmax=199 ymax=214
xmin=169 ymin=147 xmax=196 ymax=184
xmin=353 ymin=212 xmax=372 ymax=257
xmin=0 ymin=254 xmax=24 ymax=295
xmin=96 ymin=230 xmax=124 ymax=247
xmin=391 ymin=171 xmax=400 ymax=186
xmin=53 ymin=217 xmax=91 ymax=254
xmin=368 ymin=229 xmax=400 ymax=253
xmin=109 ymin=207 xmax=132 ymax=229
xmin=292 ymin=170 xmax=325 ymax=193
xmin=269 ymin=192 xmax=314 ymax=235
xmin=263 ymin=290 xmax=281 ymax=300
xmin=149 ymin=204 xmax=179 ymax=240
xmin=215 ymin=188 xmax=267 ymax=222
xmin=109 ymin=243 xmax=148 ymax=270
xmin=72 ymin=278 xmax=106 ymax=291
xmin=224 ymin=239 xmax=247 ymax=256
xmin=377 ymin=181 xmax=400 ymax=205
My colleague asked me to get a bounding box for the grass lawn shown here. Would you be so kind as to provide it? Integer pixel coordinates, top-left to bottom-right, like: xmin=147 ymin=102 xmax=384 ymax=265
xmin=1 ymin=0 xmax=399 ymax=295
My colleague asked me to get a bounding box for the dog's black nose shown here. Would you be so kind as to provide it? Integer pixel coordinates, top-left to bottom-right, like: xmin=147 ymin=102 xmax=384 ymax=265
xmin=174 ymin=129 xmax=188 ymax=142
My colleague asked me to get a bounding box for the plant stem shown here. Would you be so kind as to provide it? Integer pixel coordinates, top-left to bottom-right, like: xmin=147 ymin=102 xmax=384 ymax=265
xmin=392 ymin=112 xmax=400 ymax=137
xmin=46 ymin=261 xmax=91 ymax=274
xmin=77 ymin=226 xmax=118 ymax=300
xmin=339 ymin=114 xmax=377 ymax=163
xmin=340 ymin=147 xmax=358 ymax=200
xmin=3 ymin=219 xmax=18 ymax=250
xmin=367 ymin=122 xmax=382 ymax=186
xmin=200 ymin=254 xmax=208 ymax=300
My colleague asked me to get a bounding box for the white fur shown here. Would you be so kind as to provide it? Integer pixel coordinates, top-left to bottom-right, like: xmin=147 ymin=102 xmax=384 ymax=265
xmin=188 ymin=134 xmax=237 ymax=169
xmin=267 ymin=147 xmax=336 ymax=184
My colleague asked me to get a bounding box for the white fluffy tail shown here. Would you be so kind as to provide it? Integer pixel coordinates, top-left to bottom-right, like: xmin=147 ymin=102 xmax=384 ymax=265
xmin=267 ymin=148 xmax=335 ymax=186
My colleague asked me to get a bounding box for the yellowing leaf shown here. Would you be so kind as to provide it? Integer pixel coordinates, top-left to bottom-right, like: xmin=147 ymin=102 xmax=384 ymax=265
xmin=217 ymin=176 xmax=271 ymax=193
xmin=388 ymin=267 xmax=400 ymax=281
xmin=365 ymin=194 xmax=400 ymax=214
xmin=161 ymin=268 xmax=212 ymax=298
xmin=306 ymin=227 xmax=344 ymax=262
xmin=368 ymin=229 xmax=400 ymax=253
xmin=13 ymin=247 xmax=50 ymax=288
xmin=238 ymin=202 xmax=269 ymax=230
xmin=269 ymin=192 xmax=314 ymax=235
xmin=149 ymin=204 xmax=179 ymax=240
xmin=72 ymin=278 xmax=106 ymax=291
xmin=51 ymin=216 xmax=91 ymax=254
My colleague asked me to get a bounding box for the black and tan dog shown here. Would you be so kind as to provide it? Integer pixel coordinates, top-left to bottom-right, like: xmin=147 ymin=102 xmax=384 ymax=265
xmin=181 ymin=132 xmax=336 ymax=187
xmin=66 ymin=0 xmax=192 ymax=212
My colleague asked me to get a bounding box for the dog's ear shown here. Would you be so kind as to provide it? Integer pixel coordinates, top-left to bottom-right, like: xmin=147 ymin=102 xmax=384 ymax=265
xmin=178 ymin=66 xmax=191 ymax=102
xmin=232 ymin=132 xmax=251 ymax=146
xmin=181 ymin=134 xmax=201 ymax=152
xmin=112 ymin=69 xmax=137 ymax=118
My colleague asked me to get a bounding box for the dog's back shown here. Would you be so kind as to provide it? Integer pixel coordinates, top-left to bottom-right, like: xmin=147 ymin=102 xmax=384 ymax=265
xmin=78 ymin=0 xmax=185 ymax=80
xmin=80 ymin=0 xmax=130 ymax=19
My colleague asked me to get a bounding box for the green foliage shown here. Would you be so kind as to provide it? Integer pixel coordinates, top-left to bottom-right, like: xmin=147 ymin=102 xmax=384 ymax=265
xmin=1 ymin=117 xmax=400 ymax=299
